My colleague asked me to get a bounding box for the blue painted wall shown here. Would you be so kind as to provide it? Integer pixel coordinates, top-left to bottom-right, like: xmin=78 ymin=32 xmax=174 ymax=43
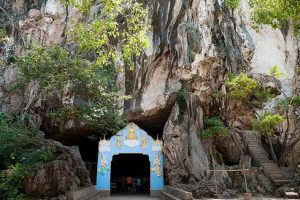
xmin=96 ymin=123 xmax=164 ymax=192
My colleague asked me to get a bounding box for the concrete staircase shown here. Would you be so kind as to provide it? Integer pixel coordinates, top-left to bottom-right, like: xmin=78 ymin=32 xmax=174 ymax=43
xmin=243 ymin=131 xmax=291 ymax=186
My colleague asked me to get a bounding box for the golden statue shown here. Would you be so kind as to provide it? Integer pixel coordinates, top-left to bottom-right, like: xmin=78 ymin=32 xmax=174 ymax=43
xmin=140 ymin=134 xmax=147 ymax=148
xmin=151 ymin=154 xmax=162 ymax=176
xmin=115 ymin=136 xmax=122 ymax=148
xmin=126 ymin=123 xmax=137 ymax=140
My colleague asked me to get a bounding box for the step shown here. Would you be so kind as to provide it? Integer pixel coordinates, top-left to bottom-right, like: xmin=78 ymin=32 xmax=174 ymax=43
xmin=66 ymin=186 xmax=98 ymax=200
xmin=253 ymin=154 xmax=269 ymax=158
xmin=254 ymin=156 xmax=269 ymax=160
xmin=285 ymin=191 xmax=299 ymax=199
xmin=250 ymin=149 xmax=266 ymax=153
xmin=161 ymin=191 xmax=181 ymax=200
xmin=274 ymin=179 xmax=293 ymax=186
xmin=164 ymin=186 xmax=193 ymax=200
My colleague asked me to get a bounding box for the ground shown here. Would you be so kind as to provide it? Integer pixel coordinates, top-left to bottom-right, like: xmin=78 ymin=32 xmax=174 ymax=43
xmin=99 ymin=195 xmax=160 ymax=200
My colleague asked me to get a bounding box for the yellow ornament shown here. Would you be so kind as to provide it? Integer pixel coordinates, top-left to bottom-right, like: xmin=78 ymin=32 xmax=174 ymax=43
xmin=151 ymin=154 xmax=162 ymax=176
xmin=115 ymin=136 xmax=122 ymax=148
xmin=126 ymin=123 xmax=137 ymax=140
xmin=140 ymin=134 xmax=147 ymax=148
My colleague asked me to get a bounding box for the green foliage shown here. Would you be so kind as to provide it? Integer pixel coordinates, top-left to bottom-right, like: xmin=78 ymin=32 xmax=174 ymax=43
xmin=189 ymin=50 xmax=196 ymax=62
xmin=250 ymin=0 xmax=300 ymax=34
xmin=66 ymin=0 xmax=150 ymax=69
xmin=250 ymin=88 xmax=274 ymax=108
xmin=291 ymin=96 xmax=300 ymax=106
xmin=0 ymin=28 xmax=8 ymax=43
xmin=253 ymin=113 xmax=285 ymax=135
xmin=226 ymin=73 xmax=259 ymax=101
xmin=16 ymin=46 xmax=126 ymax=133
xmin=201 ymin=117 xmax=228 ymax=138
xmin=0 ymin=113 xmax=54 ymax=199
xmin=65 ymin=0 xmax=94 ymax=14
xmin=226 ymin=73 xmax=274 ymax=108
xmin=270 ymin=65 xmax=285 ymax=78
xmin=226 ymin=73 xmax=259 ymax=100
xmin=276 ymin=96 xmax=300 ymax=111
xmin=176 ymin=85 xmax=187 ymax=124
xmin=224 ymin=0 xmax=300 ymax=34
xmin=225 ymin=0 xmax=240 ymax=9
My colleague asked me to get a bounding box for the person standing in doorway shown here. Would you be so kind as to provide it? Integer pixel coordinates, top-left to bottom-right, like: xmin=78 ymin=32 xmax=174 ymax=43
xmin=132 ymin=177 xmax=136 ymax=193
xmin=136 ymin=177 xmax=142 ymax=193
xmin=126 ymin=176 xmax=133 ymax=193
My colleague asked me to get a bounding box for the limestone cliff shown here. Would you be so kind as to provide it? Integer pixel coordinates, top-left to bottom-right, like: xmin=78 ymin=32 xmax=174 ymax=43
xmin=0 ymin=0 xmax=299 ymax=198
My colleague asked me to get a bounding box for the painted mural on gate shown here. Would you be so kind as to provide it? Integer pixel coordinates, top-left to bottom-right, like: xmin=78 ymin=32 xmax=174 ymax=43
xmin=96 ymin=122 xmax=164 ymax=192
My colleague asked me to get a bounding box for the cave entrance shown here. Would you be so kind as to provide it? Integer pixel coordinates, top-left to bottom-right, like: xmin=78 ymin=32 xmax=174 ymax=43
xmin=57 ymin=136 xmax=99 ymax=185
xmin=96 ymin=122 xmax=164 ymax=197
xmin=110 ymin=154 xmax=150 ymax=194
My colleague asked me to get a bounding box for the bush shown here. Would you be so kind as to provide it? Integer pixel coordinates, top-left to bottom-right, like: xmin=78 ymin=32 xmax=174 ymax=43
xmin=176 ymin=84 xmax=188 ymax=124
xmin=225 ymin=0 xmax=240 ymax=9
xmin=226 ymin=73 xmax=274 ymax=108
xmin=0 ymin=113 xmax=54 ymax=199
xmin=201 ymin=117 xmax=228 ymax=138
xmin=252 ymin=113 xmax=285 ymax=135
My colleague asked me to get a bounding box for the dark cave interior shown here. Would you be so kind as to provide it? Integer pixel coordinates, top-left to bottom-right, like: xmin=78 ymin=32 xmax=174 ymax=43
xmin=110 ymin=154 xmax=150 ymax=194
xmin=57 ymin=121 xmax=164 ymax=185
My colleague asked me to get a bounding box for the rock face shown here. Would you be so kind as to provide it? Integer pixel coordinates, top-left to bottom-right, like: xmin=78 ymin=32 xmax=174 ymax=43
xmin=163 ymin=96 xmax=210 ymax=184
xmin=0 ymin=0 xmax=299 ymax=197
xmin=24 ymin=141 xmax=91 ymax=198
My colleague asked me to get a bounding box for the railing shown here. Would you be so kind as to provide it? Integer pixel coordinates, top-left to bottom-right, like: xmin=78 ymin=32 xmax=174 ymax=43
xmin=210 ymin=165 xmax=251 ymax=199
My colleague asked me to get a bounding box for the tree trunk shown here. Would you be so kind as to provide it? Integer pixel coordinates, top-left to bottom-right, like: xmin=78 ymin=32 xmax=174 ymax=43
xmin=267 ymin=135 xmax=277 ymax=162
xmin=278 ymin=146 xmax=288 ymax=166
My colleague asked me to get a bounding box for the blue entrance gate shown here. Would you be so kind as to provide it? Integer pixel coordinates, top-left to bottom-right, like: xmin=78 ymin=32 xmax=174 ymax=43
xmin=96 ymin=122 xmax=164 ymax=196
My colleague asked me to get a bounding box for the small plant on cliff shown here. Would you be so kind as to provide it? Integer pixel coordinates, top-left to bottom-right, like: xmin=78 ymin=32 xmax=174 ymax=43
xmin=201 ymin=116 xmax=228 ymax=138
xmin=225 ymin=0 xmax=240 ymax=9
xmin=0 ymin=28 xmax=8 ymax=43
xmin=0 ymin=113 xmax=54 ymax=199
xmin=226 ymin=73 xmax=274 ymax=108
xmin=176 ymin=84 xmax=188 ymax=124
xmin=226 ymin=73 xmax=260 ymax=101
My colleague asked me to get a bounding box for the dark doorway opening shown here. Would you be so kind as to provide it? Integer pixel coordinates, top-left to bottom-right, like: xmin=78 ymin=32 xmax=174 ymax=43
xmin=110 ymin=154 xmax=150 ymax=195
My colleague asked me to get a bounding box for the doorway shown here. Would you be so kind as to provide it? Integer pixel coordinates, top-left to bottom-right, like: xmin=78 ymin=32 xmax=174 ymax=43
xmin=110 ymin=154 xmax=150 ymax=194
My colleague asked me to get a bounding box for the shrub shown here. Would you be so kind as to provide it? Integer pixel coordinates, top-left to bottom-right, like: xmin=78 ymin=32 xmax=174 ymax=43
xmin=252 ymin=113 xmax=285 ymax=135
xmin=0 ymin=113 xmax=54 ymax=199
xmin=201 ymin=117 xmax=228 ymax=138
xmin=225 ymin=0 xmax=240 ymax=9
xmin=176 ymin=84 xmax=187 ymax=124
xmin=226 ymin=73 xmax=274 ymax=108
xmin=226 ymin=73 xmax=260 ymax=101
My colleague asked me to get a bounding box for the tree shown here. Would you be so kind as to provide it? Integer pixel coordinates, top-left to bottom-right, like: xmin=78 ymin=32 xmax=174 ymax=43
xmin=16 ymin=46 xmax=126 ymax=133
xmin=14 ymin=0 xmax=150 ymax=133
xmin=225 ymin=67 xmax=300 ymax=166
xmin=274 ymin=94 xmax=300 ymax=165
xmin=225 ymin=0 xmax=300 ymax=35
xmin=253 ymin=113 xmax=285 ymax=162
xmin=65 ymin=0 xmax=150 ymax=69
